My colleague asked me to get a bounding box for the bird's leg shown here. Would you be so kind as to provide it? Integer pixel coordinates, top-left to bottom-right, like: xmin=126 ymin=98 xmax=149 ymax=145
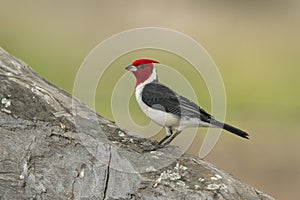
xmin=158 ymin=127 xmax=173 ymax=145
xmin=142 ymin=128 xmax=173 ymax=152
xmin=163 ymin=130 xmax=182 ymax=145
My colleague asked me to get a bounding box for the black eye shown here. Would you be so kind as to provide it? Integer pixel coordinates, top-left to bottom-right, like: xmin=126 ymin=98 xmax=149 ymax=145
xmin=139 ymin=65 xmax=146 ymax=69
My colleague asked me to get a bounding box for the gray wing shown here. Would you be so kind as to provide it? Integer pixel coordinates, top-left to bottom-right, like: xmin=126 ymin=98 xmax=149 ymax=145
xmin=142 ymin=82 xmax=249 ymax=138
xmin=141 ymin=82 xmax=212 ymax=122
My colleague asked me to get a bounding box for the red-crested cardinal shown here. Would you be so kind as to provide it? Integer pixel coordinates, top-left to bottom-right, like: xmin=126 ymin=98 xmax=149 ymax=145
xmin=126 ymin=59 xmax=249 ymax=146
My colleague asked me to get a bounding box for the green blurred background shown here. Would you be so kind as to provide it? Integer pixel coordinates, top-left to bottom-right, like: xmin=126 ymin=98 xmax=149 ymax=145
xmin=1 ymin=1 xmax=299 ymax=199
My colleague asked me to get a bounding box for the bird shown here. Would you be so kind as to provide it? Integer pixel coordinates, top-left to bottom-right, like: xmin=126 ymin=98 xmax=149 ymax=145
xmin=125 ymin=58 xmax=249 ymax=147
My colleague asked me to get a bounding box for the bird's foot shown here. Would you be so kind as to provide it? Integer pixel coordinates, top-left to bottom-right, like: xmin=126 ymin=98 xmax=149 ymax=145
xmin=142 ymin=130 xmax=183 ymax=152
xmin=160 ymin=130 xmax=182 ymax=146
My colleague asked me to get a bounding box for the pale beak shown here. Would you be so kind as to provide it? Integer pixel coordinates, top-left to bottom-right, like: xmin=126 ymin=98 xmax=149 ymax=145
xmin=125 ymin=64 xmax=137 ymax=72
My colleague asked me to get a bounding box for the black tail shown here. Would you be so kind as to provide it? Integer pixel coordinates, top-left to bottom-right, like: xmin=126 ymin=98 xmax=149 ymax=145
xmin=210 ymin=119 xmax=249 ymax=139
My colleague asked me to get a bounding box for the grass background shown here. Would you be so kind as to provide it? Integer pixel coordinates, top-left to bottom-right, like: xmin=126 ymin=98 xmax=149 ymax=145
xmin=1 ymin=1 xmax=300 ymax=199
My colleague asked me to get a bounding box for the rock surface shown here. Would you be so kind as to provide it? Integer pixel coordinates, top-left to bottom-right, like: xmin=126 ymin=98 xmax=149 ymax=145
xmin=0 ymin=47 xmax=274 ymax=200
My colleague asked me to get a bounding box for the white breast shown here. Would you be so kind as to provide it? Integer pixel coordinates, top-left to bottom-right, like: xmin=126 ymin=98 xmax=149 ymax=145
xmin=135 ymin=84 xmax=180 ymax=127
xmin=133 ymin=68 xmax=209 ymax=131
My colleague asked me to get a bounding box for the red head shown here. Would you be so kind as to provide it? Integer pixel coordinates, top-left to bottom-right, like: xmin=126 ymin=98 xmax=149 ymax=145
xmin=126 ymin=59 xmax=159 ymax=87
